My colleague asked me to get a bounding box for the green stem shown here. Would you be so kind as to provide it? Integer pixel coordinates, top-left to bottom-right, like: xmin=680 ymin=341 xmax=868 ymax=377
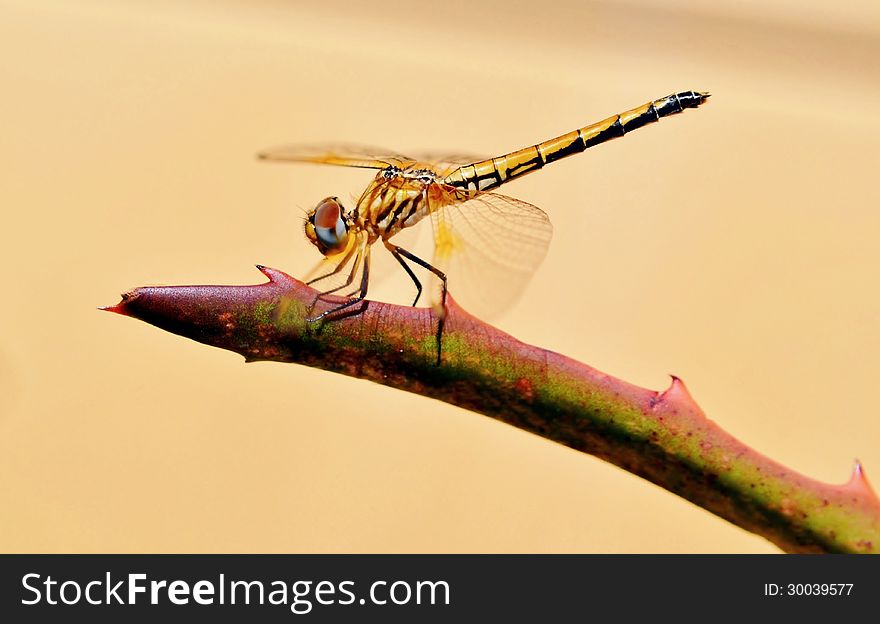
xmin=103 ymin=266 xmax=880 ymax=553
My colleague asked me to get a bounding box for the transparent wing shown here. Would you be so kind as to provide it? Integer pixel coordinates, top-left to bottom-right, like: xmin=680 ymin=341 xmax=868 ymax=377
xmin=428 ymin=192 xmax=553 ymax=319
xmin=406 ymin=152 xmax=488 ymax=175
xmin=257 ymin=143 xmax=415 ymax=169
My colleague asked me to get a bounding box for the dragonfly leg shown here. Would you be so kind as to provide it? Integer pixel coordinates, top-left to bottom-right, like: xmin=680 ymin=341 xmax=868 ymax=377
xmin=304 ymin=241 xmax=362 ymax=319
xmin=306 ymin=242 xmax=357 ymax=287
xmin=307 ymin=254 xmax=364 ymax=320
xmin=390 ymin=245 xmax=447 ymax=366
xmin=308 ymin=245 xmax=371 ymax=323
xmin=383 ymin=240 xmax=422 ymax=307
xmin=315 ymin=249 xmax=363 ymax=295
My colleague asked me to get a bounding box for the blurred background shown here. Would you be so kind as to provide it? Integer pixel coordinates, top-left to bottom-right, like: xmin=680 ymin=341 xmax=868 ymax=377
xmin=1 ymin=0 xmax=878 ymax=553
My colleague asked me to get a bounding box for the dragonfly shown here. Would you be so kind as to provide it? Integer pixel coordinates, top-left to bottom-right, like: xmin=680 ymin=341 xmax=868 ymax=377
xmin=259 ymin=90 xmax=710 ymax=364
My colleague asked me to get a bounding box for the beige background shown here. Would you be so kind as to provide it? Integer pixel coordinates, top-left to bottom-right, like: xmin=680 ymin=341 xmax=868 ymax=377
xmin=1 ymin=0 xmax=878 ymax=553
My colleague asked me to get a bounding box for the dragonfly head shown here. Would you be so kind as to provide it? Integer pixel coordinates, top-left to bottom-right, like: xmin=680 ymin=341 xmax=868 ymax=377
xmin=305 ymin=197 xmax=352 ymax=256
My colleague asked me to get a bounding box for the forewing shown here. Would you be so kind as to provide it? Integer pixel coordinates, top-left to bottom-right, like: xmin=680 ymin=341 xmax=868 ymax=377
xmin=257 ymin=143 xmax=414 ymax=169
xmin=406 ymin=152 xmax=488 ymax=175
xmin=429 ymin=192 xmax=553 ymax=319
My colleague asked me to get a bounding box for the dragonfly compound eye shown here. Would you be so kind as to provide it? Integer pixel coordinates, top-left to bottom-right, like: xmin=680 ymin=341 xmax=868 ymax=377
xmin=306 ymin=197 xmax=350 ymax=255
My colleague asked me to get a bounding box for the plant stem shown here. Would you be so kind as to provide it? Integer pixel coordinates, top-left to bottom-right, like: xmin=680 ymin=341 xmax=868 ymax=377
xmin=103 ymin=266 xmax=880 ymax=553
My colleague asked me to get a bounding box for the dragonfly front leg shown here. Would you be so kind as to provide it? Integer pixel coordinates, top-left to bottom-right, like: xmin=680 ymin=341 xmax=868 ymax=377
xmin=306 ymin=242 xmax=358 ymax=288
xmin=309 ymin=252 xmax=364 ymax=316
xmin=304 ymin=243 xmax=360 ymax=317
xmin=386 ymin=243 xmax=447 ymax=365
xmin=308 ymin=245 xmax=371 ymax=323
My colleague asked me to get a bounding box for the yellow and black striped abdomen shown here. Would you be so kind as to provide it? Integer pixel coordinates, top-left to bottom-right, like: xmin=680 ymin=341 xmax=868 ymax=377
xmin=444 ymin=90 xmax=709 ymax=195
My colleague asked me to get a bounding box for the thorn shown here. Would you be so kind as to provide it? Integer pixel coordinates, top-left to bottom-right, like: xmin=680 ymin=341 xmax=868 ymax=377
xmin=852 ymin=459 xmax=864 ymax=478
xmin=845 ymin=459 xmax=880 ymax=504
xmin=255 ymin=264 xmax=286 ymax=284
xmin=658 ymin=374 xmax=684 ymax=400
xmin=99 ymin=290 xmax=138 ymax=316
xmin=849 ymin=459 xmax=869 ymax=486
xmin=99 ymin=302 xmax=127 ymax=316
xmin=652 ymin=374 xmax=704 ymax=419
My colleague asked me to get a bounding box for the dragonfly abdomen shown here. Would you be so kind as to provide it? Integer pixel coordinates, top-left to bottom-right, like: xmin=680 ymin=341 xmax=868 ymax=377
xmin=444 ymin=90 xmax=709 ymax=195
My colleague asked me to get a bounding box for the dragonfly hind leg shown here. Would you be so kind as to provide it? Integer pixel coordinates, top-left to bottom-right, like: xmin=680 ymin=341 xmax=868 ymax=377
xmin=384 ymin=241 xmax=423 ymax=307
xmin=383 ymin=241 xmax=447 ymax=366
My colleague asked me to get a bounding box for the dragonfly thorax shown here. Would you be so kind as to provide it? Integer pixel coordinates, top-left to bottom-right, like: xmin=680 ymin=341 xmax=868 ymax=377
xmin=352 ymin=164 xmax=452 ymax=242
